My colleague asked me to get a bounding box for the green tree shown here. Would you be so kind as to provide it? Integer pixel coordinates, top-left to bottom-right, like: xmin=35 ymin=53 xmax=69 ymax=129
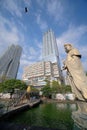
xmin=51 ymin=80 xmax=60 ymax=93
xmin=0 ymin=79 xmax=27 ymax=92
xmin=41 ymin=79 xmax=52 ymax=98
xmin=41 ymin=86 xmax=52 ymax=98
xmin=30 ymin=86 xmax=39 ymax=92
xmin=62 ymin=85 xmax=72 ymax=93
xmin=44 ymin=79 xmax=50 ymax=87
xmin=41 ymin=79 xmax=72 ymax=98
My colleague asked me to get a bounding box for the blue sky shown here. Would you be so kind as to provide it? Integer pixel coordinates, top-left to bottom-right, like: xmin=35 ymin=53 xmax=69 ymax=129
xmin=0 ymin=0 xmax=87 ymax=79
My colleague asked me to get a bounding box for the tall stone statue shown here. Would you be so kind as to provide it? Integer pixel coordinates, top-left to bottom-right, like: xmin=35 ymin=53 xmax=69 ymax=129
xmin=63 ymin=43 xmax=87 ymax=101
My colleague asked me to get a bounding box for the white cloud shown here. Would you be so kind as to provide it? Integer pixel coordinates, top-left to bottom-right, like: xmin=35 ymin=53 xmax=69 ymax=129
xmin=2 ymin=0 xmax=31 ymax=18
xmin=47 ymin=0 xmax=65 ymax=23
xmin=23 ymin=0 xmax=31 ymax=7
xmin=36 ymin=14 xmax=48 ymax=31
xmin=80 ymin=46 xmax=87 ymax=58
xmin=22 ymin=53 xmax=33 ymax=61
xmin=36 ymin=0 xmax=66 ymax=25
xmin=29 ymin=47 xmax=36 ymax=55
xmin=57 ymin=25 xmax=87 ymax=44
xmin=47 ymin=0 xmax=63 ymax=16
xmin=20 ymin=59 xmax=30 ymax=67
xmin=0 ymin=15 xmax=24 ymax=55
xmin=20 ymin=39 xmax=42 ymax=70
xmin=34 ymin=39 xmax=42 ymax=49
xmin=37 ymin=0 xmax=45 ymax=8
xmin=3 ymin=0 xmax=22 ymax=17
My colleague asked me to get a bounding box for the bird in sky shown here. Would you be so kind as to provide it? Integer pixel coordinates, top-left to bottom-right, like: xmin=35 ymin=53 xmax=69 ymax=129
xmin=25 ymin=7 xmax=28 ymax=13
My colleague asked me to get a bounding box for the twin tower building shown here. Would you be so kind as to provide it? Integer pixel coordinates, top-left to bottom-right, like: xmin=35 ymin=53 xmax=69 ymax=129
xmin=0 ymin=45 xmax=22 ymax=81
xmin=0 ymin=30 xmax=63 ymax=86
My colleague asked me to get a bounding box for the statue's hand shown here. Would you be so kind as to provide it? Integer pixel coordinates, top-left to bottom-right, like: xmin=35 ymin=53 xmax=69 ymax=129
xmin=62 ymin=60 xmax=67 ymax=70
xmin=63 ymin=60 xmax=66 ymax=65
xmin=62 ymin=65 xmax=67 ymax=70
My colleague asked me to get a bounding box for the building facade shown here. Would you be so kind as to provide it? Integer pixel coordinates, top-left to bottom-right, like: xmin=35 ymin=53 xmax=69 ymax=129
xmin=22 ymin=61 xmax=60 ymax=86
xmin=42 ymin=29 xmax=59 ymax=63
xmin=22 ymin=29 xmax=63 ymax=86
xmin=42 ymin=29 xmax=63 ymax=83
xmin=0 ymin=44 xmax=22 ymax=80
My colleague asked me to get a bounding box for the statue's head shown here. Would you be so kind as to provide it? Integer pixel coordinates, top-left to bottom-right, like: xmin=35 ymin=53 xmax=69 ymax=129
xmin=64 ymin=43 xmax=72 ymax=53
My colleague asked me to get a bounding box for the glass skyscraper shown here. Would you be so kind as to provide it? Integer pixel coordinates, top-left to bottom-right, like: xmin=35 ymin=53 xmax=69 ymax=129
xmin=42 ymin=29 xmax=63 ymax=83
xmin=42 ymin=29 xmax=59 ymax=62
xmin=22 ymin=29 xmax=64 ymax=86
xmin=0 ymin=44 xmax=22 ymax=80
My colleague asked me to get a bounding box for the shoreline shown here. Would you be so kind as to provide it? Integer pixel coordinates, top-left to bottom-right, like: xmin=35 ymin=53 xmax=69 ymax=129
xmin=41 ymin=98 xmax=76 ymax=104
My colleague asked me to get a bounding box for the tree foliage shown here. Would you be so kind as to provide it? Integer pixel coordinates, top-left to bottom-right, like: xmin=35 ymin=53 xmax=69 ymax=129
xmin=62 ymin=85 xmax=72 ymax=93
xmin=44 ymin=79 xmax=50 ymax=87
xmin=41 ymin=86 xmax=52 ymax=98
xmin=41 ymin=80 xmax=72 ymax=98
xmin=0 ymin=79 xmax=27 ymax=92
xmin=29 ymin=86 xmax=39 ymax=92
xmin=51 ymin=80 xmax=60 ymax=93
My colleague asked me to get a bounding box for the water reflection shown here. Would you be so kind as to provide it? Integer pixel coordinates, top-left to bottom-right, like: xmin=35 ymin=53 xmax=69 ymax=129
xmin=56 ymin=103 xmax=77 ymax=111
xmin=8 ymin=102 xmax=78 ymax=129
xmin=56 ymin=103 xmax=67 ymax=109
xmin=72 ymin=101 xmax=87 ymax=129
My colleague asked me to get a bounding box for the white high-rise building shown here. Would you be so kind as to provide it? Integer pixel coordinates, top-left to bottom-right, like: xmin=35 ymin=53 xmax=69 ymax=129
xmin=42 ymin=29 xmax=63 ymax=83
xmin=22 ymin=61 xmax=60 ymax=86
xmin=0 ymin=44 xmax=22 ymax=80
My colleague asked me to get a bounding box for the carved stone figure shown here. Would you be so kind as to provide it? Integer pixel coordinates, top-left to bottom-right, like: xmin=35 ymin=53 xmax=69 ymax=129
xmin=63 ymin=43 xmax=87 ymax=101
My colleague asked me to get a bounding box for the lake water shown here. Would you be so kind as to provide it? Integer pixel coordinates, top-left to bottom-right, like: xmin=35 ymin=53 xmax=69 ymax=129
xmin=9 ymin=102 xmax=87 ymax=130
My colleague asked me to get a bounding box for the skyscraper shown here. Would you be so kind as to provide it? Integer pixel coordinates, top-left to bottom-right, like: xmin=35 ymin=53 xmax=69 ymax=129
xmin=42 ymin=29 xmax=63 ymax=83
xmin=22 ymin=29 xmax=63 ymax=86
xmin=42 ymin=29 xmax=59 ymax=62
xmin=0 ymin=44 xmax=22 ymax=80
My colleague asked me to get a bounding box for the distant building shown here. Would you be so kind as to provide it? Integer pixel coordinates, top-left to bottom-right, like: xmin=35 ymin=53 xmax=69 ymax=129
xmin=42 ymin=29 xmax=59 ymax=63
xmin=22 ymin=29 xmax=64 ymax=86
xmin=22 ymin=61 xmax=60 ymax=86
xmin=0 ymin=44 xmax=22 ymax=80
xmin=42 ymin=29 xmax=63 ymax=83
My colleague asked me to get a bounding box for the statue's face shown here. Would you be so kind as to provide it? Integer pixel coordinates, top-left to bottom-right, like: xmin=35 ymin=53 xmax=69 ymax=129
xmin=64 ymin=45 xmax=72 ymax=53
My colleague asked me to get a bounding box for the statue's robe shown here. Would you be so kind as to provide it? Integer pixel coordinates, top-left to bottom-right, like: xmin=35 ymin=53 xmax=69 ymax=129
xmin=65 ymin=48 xmax=87 ymax=101
xmin=72 ymin=102 xmax=87 ymax=128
